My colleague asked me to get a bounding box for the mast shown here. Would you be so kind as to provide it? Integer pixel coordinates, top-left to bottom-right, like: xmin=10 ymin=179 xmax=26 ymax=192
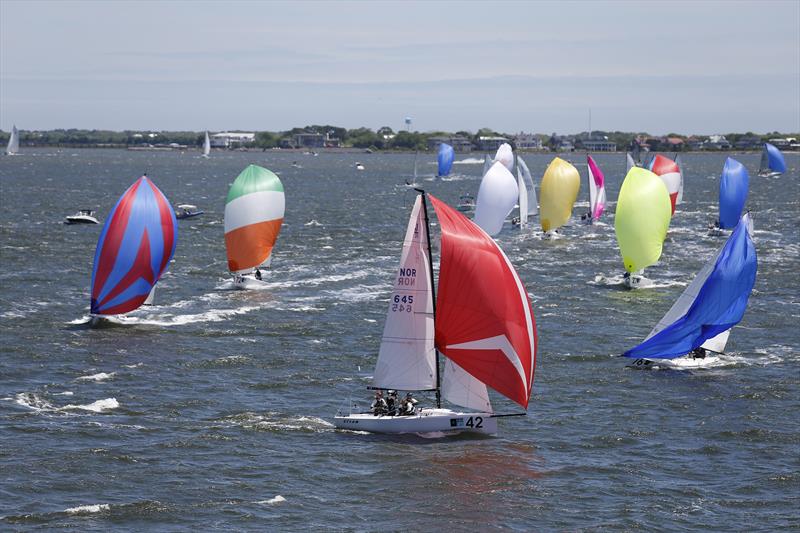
xmin=415 ymin=188 xmax=441 ymax=408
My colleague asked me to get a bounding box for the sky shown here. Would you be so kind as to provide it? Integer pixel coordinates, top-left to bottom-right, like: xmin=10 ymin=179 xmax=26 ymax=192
xmin=1 ymin=0 xmax=799 ymax=135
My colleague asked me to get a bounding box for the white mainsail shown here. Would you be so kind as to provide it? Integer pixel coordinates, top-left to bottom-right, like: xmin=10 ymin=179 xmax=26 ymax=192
xmin=203 ymin=131 xmax=211 ymax=157
xmin=442 ymin=359 xmax=492 ymax=412
xmin=6 ymin=125 xmax=19 ymax=155
xmin=517 ymin=156 xmax=538 ymax=216
xmin=372 ymin=196 xmax=436 ymax=390
xmin=517 ymin=165 xmax=529 ymax=226
xmin=675 ymin=154 xmax=684 ymax=205
xmin=626 ymin=152 xmax=636 ymax=173
xmin=482 ymin=153 xmax=493 ymax=177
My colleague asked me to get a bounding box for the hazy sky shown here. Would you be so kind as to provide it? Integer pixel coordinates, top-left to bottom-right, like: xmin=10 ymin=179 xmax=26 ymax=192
xmin=1 ymin=0 xmax=798 ymax=134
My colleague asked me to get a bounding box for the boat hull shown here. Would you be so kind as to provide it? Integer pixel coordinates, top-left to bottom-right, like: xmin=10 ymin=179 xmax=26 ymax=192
xmin=334 ymin=408 xmax=497 ymax=435
xmin=65 ymin=216 xmax=99 ymax=225
xmin=176 ymin=211 xmax=204 ymax=219
xmin=627 ymin=355 xmax=721 ymax=370
xmin=623 ymin=273 xmax=652 ymax=289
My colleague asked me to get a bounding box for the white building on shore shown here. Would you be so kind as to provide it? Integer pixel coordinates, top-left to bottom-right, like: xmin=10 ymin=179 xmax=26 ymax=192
xmin=211 ymin=132 xmax=256 ymax=148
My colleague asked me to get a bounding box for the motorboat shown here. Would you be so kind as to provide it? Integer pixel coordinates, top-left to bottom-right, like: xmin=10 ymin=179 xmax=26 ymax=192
xmin=65 ymin=209 xmax=99 ymax=225
xmin=175 ymin=204 xmax=203 ymax=219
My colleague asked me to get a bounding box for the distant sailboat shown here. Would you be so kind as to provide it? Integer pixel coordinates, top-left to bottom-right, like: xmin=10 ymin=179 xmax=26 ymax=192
xmin=758 ymin=143 xmax=786 ymax=177
xmin=582 ymin=155 xmax=606 ymax=224
xmin=539 ymin=157 xmax=580 ymax=237
xmin=650 ymin=155 xmax=682 ymax=215
xmin=202 ymin=131 xmax=211 ymax=158
xmin=625 ymin=213 xmax=757 ymax=370
xmin=515 ymin=156 xmax=538 ymax=226
xmin=710 ymin=158 xmax=749 ymax=236
xmin=333 ymin=191 xmax=536 ymax=435
xmin=615 ymin=167 xmax=672 ymax=289
xmin=90 ymin=176 xmax=178 ymax=319
xmin=437 ymin=143 xmax=455 ymax=178
xmin=224 ymin=165 xmax=285 ymax=289
xmin=473 ymin=161 xmax=519 ymax=236
xmin=6 ymin=125 xmax=19 ymax=155
xmin=494 ymin=143 xmax=514 ymax=172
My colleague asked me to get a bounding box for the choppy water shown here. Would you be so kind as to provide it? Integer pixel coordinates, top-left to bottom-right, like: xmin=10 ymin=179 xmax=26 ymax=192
xmin=1 ymin=149 xmax=798 ymax=530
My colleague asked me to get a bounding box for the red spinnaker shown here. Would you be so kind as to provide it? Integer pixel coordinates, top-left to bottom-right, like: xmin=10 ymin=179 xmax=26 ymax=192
xmin=428 ymin=194 xmax=537 ymax=408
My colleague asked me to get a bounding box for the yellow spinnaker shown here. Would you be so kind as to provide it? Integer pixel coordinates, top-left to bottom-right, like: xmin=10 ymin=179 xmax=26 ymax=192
xmin=615 ymin=167 xmax=672 ymax=273
xmin=539 ymin=157 xmax=580 ymax=232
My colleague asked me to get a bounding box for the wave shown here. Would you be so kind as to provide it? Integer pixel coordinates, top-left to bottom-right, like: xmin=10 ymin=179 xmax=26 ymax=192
xmin=9 ymin=392 xmax=119 ymax=413
xmin=453 ymin=157 xmax=485 ymax=165
xmin=64 ymin=504 xmax=110 ymax=515
xmin=220 ymin=411 xmax=335 ymax=433
xmin=254 ymin=495 xmax=286 ymax=505
xmin=76 ymin=372 xmax=115 ymax=382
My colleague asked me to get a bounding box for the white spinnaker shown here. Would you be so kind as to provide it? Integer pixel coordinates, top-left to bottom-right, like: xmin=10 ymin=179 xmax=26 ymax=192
xmin=442 ymin=358 xmax=493 ymax=412
xmin=644 ymin=215 xmax=752 ymax=352
xmin=473 ymin=162 xmax=519 ymax=236
xmin=626 ymin=153 xmax=636 ymax=173
xmin=494 ymin=143 xmax=514 ymax=172
xmin=675 ymin=155 xmax=684 ymax=204
xmin=373 ymin=196 xmax=436 ymax=390
xmin=517 ymin=165 xmax=528 ymax=226
xmin=517 ymin=156 xmax=538 ymax=216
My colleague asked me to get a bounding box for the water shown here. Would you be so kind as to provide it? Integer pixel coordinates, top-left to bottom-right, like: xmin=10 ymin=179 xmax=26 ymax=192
xmin=1 ymin=149 xmax=798 ymax=530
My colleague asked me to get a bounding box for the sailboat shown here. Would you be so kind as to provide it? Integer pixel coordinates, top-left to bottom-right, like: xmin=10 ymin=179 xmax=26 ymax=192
xmin=650 ymin=155 xmax=682 ymax=215
xmin=517 ymin=156 xmax=539 ymax=220
xmin=709 ymin=158 xmax=749 ymax=236
xmin=437 ymin=143 xmax=454 ymax=178
xmin=473 ymin=161 xmax=518 ymax=236
xmin=89 ymin=176 xmax=177 ymax=319
xmin=615 ymin=167 xmax=672 ymax=289
xmin=625 ymin=213 xmax=756 ymax=370
xmin=334 ymin=191 xmax=537 ymax=435
xmin=6 ymin=125 xmax=19 ymax=155
xmin=494 ymin=143 xmax=514 ymax=172
xmin=224 ymin=165 xmax=285 ymax=289
xmin=758 ymin=143 xmax=786 ymax=177
xmin=582 ymin=155 xmax=606 ymax=224
xmin=539 ymin=157 xmax=580 ymax=237
xmin=202 ymin=131 xmax=211 ymax=158
xmin=674 ymin=154 xmax=685 ymax=205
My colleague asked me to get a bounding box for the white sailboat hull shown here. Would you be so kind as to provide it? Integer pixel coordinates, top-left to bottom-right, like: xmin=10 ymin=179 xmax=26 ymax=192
xmin=334 ymin=407 xmax=497 ymax=435
xmin=623 ymin=272 xmax=653 ymax=290
xmin=627 ymin=355 xmax=722 ymax=370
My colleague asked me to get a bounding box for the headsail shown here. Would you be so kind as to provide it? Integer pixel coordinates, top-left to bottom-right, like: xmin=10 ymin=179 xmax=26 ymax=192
xmin=760 ymin=143 xmax=786 ymax=175
xmin=624 ymin=213 xmax=756 ymax=359
xmin=517 ymin=156 xmax=538 ymax=216
xmin=429 ymin=194 xmax=537 ymax=409
xmin=614 ymin=167 xmax=671 ymax=273
xmin=650 ymin=155 xmax=681 ymax=214
xmin=586 ymin=155 xmax=606 ymax=221
xmin=6 ymin=125 xmax=19 ymax=155
xmin=90 ymin=176 xmax=178 ymax=315
xmin=473 ymin=161 xmax=519 ymax=236
xmin=224 ymin=165 xmax=285 ymax=274
xmin=437 ymin=143 xmax=455 ymax=177
xmin=372 ymin=195 xmax=436 ymax=390
xmin=719 ymin=157 xmax=749 ymax=230
xmin=539 ymin=157 xmax=580 ymax=232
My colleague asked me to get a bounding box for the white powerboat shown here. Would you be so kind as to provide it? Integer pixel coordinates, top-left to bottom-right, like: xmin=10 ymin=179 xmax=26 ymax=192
xmin=65 ymin=209 xmax=99 ymax=225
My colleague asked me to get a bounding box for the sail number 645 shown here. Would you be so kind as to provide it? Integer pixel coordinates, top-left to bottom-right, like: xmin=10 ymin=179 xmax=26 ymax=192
xmin=392 ymin=295 xmax=414 ymax=313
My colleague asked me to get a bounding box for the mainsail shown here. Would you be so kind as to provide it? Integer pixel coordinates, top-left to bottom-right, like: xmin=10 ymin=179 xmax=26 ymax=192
xmin=203 ymin=131 xmax=211 ymax=158
xmin=482 ymin=153 xmax=493 ymax=177
xmin=586 ymin=155 xmax=606 ymax=221
xmin=674 ymin=154 xmax=685 ymax=205
xmin=539 ymin=157 xmax=580 ymax=232
xmin=6 ymin=125 xmax=19 ymax=155
xmin=473 ymin=161 xmax=519 ymax=236
xmin=719 ymin=157 xmax=749 ymax=230
xmin=437 ymin=143 xmax=455 ymax=177
xmin=517 ymin=156 xmax=538 ymax=216
xmin=372 ymin=195 xmax=436 ymax=391
xmin=90 ymin=176 xmax=178 ymax=315
xmin=626 ymin=152 xmax=636 ymax=174
xmin=429 ymin=194 xmax=536 ymax=408
xmin=224 ymin=165 xmax=285 ymax=274
xmin=517 ymin=163 xmax=529 ymax=226
xmin=624 ymin=214 xmax=756 ymax=359
xmin=615 ymin=167 xmax=671 ymax=273
xmin=650 ymin=155 xmax=682 ymax=214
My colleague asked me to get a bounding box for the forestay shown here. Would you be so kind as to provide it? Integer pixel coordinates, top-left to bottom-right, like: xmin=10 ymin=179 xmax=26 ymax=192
xmin=624 ymin=214 xmax=756 ymax=359
xmin=429 ymin=194 xmax=536 ymax=409
xmin=372 ymin=196 xmax=436 ymax=391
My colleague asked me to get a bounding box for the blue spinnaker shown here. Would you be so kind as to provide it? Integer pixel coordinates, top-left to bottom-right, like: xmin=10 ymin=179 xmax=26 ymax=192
xmin=437 ymin=143 xmax=454 ymax=177
xmin=624 ymin=214 xmax=756 ymax=359
xmin=764 ymin=143 xmax=786 ymax=173
xmin=719 ymin=158 xmax=749 ymax=229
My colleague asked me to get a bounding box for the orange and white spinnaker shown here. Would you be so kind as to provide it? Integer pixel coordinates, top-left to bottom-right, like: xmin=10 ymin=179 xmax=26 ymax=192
xmin=224 ymin=165 xmax=285 ymax=274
